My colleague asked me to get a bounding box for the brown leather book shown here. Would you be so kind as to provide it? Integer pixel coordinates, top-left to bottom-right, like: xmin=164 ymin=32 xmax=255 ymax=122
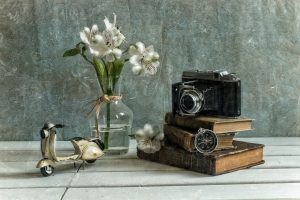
xmin=164 ymin=124 xmax=235 ymax=152
xmin=137 ymin=140 xmax=264 ymax=175
xmin=165 ymin=112 xmax=253 ymax=133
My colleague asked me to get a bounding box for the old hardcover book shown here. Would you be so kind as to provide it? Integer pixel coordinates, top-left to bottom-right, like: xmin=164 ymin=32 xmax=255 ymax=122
xmin=165 ymin=112 xmax=253 ymax=133
xmin=137 ymin=140 xmax=264 ymax=175
xmin=164 ymin=124 xmax=235 ymax=152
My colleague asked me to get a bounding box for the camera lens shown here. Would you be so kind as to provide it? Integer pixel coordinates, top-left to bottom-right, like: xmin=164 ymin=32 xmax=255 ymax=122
xmin=180 ymin=89 xmax=204 ymax=114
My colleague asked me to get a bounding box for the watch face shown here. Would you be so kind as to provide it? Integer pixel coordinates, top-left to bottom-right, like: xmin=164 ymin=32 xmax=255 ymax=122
xmin=194 ymin=129 xmax=218 ymax=153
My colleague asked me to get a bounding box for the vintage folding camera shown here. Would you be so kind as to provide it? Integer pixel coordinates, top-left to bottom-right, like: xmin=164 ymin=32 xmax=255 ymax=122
xmin=172 ymin=70 xmax=241 ymax=117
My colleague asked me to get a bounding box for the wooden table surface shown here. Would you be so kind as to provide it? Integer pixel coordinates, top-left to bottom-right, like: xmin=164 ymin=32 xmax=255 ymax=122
xmin=0 ymin=138 xmax=299 ymax=200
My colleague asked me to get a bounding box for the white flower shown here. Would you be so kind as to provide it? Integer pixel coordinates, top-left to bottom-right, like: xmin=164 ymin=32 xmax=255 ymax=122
xmin=103 ymin=13 xmax=125 ymax=47
xmin=129 ymin=42 xmax=160 ymax=75
xmin=79 ymin=13 xmax=125 ymax=62
xmin=135 ymin=124 xmax=164 ymax=154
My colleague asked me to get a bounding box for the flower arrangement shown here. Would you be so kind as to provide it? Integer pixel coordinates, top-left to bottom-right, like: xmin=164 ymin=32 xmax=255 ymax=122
xmin=63 ymin=13 xmax=160 ymax=150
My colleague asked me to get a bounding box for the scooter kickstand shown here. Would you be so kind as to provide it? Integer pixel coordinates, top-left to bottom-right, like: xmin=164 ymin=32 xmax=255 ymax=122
xmin=82 ymin=160 xmax=85 ymax=170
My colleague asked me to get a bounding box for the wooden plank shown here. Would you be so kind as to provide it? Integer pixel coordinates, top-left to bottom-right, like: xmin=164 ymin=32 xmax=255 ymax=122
xmin=0 ymin=155 xmax=299 ymax=175
xmin=0 ymin=137 xmax=298 ymax=153
xmin=70 ymin=168 xmax=300 ymax=187
xmin=0 ymin=161 xmax=78 ymax=174
xmin=264 ymin=146 xmax=300 ymax=156
xmin=0 ymin=173 xmax=75 ymax=189
xmin=64 ymin=183 xmax=300 ymax=200
xmin=81 ymin=156 xmax=300 ymax=171
xmin=0 ymin=188 xmax=66 ymax=200
xmin=257 ymin=156 xmax=300 ymax=169
xmin=237 ymin=137 xmax=300 ymax=146
xmin=0 ymin=137 xmax=299 ymax=152
xmin=0 ymin=141 xmax=74 ymax=151
xmin=0 ymin=149 xmax=137 ymax=162
xmin=1 ymin=144 xmax=299 ymax=162
xmin=79 ymin=159 xmax=182 ymax=172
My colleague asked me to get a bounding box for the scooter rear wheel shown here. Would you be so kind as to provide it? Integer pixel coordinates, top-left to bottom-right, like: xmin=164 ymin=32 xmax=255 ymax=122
xmin=40 ymin=165 xmax=54 ymax=177
xmin=86 ymin=159 xmax=96 ymax=163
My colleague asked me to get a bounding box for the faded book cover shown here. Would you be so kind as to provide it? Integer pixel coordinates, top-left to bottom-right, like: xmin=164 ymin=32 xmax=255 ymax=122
xmin=165 ymin=112 xmax=253 ymax=133
xmin=164 ymin=124 xmax=235 ymax=152
xmin=137 ymin=140 xmax=264 ymax=175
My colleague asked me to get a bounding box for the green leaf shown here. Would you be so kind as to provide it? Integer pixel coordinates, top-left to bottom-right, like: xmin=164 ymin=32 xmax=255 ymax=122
xmin=128 ymin=134 xmax=136 ymax=139
xmin=93 ymin=57 xmax=108 ymax=93
xmin=63 ymin=48 xmax=80 ymax=57
xmin=112 ymin=59 xmax=124 ymax=89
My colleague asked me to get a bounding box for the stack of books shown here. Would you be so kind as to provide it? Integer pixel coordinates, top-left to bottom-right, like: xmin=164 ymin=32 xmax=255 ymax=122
xmin=137 ymin=112 xmax=264 ymax=175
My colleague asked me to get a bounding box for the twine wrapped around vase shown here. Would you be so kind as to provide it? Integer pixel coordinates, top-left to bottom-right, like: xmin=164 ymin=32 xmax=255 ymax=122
xmin=89 ymin=94 xmax=122 ymax=138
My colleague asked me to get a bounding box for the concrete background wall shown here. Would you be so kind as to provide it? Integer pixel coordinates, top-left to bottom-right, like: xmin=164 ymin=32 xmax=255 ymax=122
xmin=0 ymin=0 xmax=300 ymax=140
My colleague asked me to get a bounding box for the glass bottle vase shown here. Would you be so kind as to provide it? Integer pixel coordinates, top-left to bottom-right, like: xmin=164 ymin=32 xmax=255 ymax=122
xmin=89 ymin=87 xmax=133 ymax=155
xmin=99 ymin=99 xmax=133 ymax=154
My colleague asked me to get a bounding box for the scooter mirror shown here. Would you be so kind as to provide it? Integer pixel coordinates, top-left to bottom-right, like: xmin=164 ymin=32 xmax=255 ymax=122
xmin=43 ymin=123 xmax=56 ymax=130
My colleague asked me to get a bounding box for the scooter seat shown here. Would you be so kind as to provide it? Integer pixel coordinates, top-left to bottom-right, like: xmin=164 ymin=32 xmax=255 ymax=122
xmin=56 ymin=154 xmax=79 ymax=161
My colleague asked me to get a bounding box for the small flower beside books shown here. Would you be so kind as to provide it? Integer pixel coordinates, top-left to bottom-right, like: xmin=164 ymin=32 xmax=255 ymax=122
xmin=135 ymin=124 xmax=164 ymax=154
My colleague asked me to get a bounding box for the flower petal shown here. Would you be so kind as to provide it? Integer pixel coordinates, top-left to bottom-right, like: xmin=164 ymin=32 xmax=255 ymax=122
xmin=89 ymin=42 xmax=110 ymax=57
xmin=155 ymin=132 xmax=164 ymax=141
xmin=144 ymin=124 xmax=154 ymax=137
xmin=143 ymin=61 xmax=159 ymax=75
xmin=91 ymin=24 xmax=99 ymax=34
xmin=152 ymin=140 xmax=161 ymax=151
xmin=136 ymin=42 xmax=145 ymax=52
xmin=129 ymin=45 xmax=139 ymax=56
xmin=113 ymin=13 xmax=117 ymax=26
xmin=84 ymin=27 xmax=90 ymax=34
xmin=152 ymin=61 xmax=160 ymax=69
xmin=132 ymin=65 xmax=142 ymax=75
xmin=113 ymin=33 xmax=125 ymax=47
xmin=106 ymin=53 xmax=115 ymax=62
xmin=153 ymin=51 xmax=159 ymax=59
xmin=130 ymin=55 xmax=142 ymax=66
xmin=104 ymin=16 xmax=114 ymax=30
xmin=89 ymin=47 xmax=100 ymax=56
xmin=80 ymin=31 xmax=89 ymax=44
xmin=145 ymin=45 xmax=154 ymax=53
xmin=112 ymin=48 xmax=122 ymax=59
xmin=94 ymin=34 xmax=105 ymax=44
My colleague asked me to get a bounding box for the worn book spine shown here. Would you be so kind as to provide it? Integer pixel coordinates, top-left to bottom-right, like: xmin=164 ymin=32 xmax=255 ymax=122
xmin=164 ymin=124 xmax=195 ymax=152
xmin=164 ymin=124 xmax=235 ymax=152
xmin=165 ymin=112 xmax=213 ymax=130
xmin=216 ymin=133 xmax=235 ymax=150
xmin=165 ymin=112 xmax=253 ymax=133
xmin=137 ymin=141 xmax=264 ymax=175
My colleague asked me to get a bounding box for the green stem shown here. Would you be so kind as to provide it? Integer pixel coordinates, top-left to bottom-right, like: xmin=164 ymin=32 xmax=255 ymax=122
xmin=104 ymin=103 xmax=111 ymax=150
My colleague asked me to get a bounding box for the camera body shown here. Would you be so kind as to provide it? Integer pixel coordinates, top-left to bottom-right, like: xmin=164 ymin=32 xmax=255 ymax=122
xmin=172 ymin=70 xmax=241 ymax=117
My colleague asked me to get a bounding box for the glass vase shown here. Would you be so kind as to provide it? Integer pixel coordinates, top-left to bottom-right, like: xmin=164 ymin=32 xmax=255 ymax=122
xmin=90 ymin=78 xmax=133 ymax=155
xmin=100 ymin=99 xmax=132 ymax=154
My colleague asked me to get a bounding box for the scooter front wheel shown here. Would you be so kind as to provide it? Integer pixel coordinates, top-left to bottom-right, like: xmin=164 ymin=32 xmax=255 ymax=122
xmin=40 ymin=165 xmax=54 ymax=177
xmin=86 ymin=159 xmax=96 ymax=164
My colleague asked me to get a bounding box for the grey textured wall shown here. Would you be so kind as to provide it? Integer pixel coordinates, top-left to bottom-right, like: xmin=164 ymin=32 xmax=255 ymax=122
xmin=0 ymin=0 xmax=300 ymax=140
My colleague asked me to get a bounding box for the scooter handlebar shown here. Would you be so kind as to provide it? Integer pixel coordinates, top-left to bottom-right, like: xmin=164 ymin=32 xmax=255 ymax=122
xmin=54 ymin=124 xmax=65 ymax=128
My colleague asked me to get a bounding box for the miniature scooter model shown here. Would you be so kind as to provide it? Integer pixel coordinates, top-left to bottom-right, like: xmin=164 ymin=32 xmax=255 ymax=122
xmin=36 ymin=123 xmax=105 ymax=176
